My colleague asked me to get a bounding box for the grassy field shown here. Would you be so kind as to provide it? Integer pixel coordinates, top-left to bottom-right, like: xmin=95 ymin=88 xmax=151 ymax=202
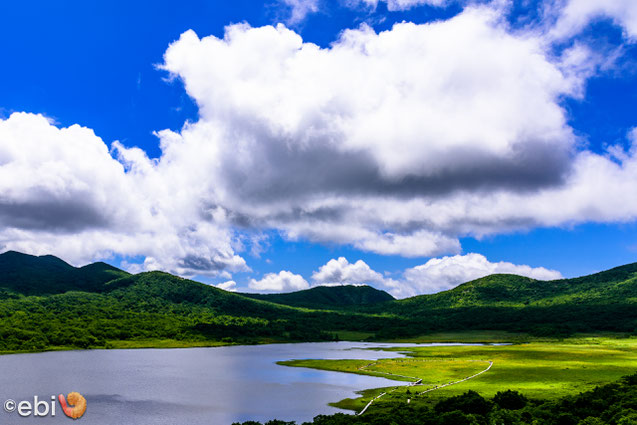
xmin=383 ymin=330 xmax=537 ymax=343
xmin=280 ymin=335 xmax=637 ymax=413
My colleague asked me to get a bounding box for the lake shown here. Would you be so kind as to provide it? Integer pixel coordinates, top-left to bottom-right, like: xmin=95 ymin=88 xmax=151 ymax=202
xmin=0 ymin=342 xmax=479 ymax=424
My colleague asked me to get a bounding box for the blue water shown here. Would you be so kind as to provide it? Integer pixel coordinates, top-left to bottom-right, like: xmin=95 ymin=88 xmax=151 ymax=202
xmin=0 ymin=342 xmax=473 ymax=424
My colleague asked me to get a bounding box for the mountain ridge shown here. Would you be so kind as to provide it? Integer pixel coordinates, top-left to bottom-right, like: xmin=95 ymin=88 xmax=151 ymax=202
xmin=382 ymin=261 xmax=637 ymax=312
xmin=240 ymin=285 xmax=394 ymax=309
xmin=0 ymin=250 xmax=129 ymax=296
xmin=0 ymin=250 xmax=635 ymax=352
xmin=1 ymin=250 xmax=636 ymax=307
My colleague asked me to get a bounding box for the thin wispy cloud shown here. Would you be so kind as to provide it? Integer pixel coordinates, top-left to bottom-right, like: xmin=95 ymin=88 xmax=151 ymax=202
xmin=279 ymin=0 xmax=320 ymax=24
xmin=347 ymin=0 xmax=448 ymax=12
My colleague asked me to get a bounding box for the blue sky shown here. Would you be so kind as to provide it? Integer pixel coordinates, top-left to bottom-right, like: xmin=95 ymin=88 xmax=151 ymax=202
xmin=1 ymin=0 xmax=636 ymax=297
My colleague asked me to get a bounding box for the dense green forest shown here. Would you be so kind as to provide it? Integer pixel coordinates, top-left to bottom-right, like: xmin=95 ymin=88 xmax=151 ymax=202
xmin=240 ymin=285 xmax=394 ymax=309
xmin=0 ymin=269 xmax=367 ymax=350
xmin=231 ymin=373 xmax=637 ymax=425
xmin=366 ymin=263 xmax=637 ymax=338
xmin=0 ymin=250 xmax=128 ymax=296
xmin=0 ymin=251 xmax=636 ymax=352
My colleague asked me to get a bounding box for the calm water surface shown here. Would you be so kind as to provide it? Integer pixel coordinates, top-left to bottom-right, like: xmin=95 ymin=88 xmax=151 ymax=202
xmin=0 ymin=342 xmax=480 ymax=424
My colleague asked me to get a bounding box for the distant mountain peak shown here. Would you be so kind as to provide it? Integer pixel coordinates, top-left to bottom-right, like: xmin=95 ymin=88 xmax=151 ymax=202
xmin=0 ymin=250 xmax=128 ymax=296
xmin=240 ymin=284 xmax=394 ymax=309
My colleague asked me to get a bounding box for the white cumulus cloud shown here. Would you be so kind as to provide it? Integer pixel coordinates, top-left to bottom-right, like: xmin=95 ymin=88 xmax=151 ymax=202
xmin=2 ymin=2 xmax=637 ymax=278
xmin=400 ymin=253 xmax=563 ymax=297
xmin=157 ymin=5 xmax=597 ymax=257
xmin=216 ymin=280 xmax=238 ymax=291
xmin=312 ymin=257 xmax=389 ymax=286
xmin=0 ymin=112 xmax=248 ymax=277
xmin=264 ymin=254 xmax=562 ymax=298
xmin=0 ymin=113 xmax=137 ymax=233
xmin=248 ymin=270 xmax=310 ymax=292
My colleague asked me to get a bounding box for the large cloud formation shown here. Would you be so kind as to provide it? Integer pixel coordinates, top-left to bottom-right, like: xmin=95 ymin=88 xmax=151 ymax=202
xmin=1 ymin=1 xmax=636 ymax=294
xmin=155 ymin=3 xmax=636 ymax=256
xmin=0 ymin=113 xmax=247 ymax=277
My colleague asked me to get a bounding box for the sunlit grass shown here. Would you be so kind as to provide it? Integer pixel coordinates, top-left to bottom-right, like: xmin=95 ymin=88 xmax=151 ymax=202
xmin=280 ymin=335 xmax=637 ymax=412
xmin=384 ymin=330 xmax=535 ymax=343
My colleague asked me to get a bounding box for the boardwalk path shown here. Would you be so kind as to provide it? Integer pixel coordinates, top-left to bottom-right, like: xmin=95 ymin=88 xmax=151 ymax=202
xmin=417 ymin=360 xmax=493 ymax=395
xmin=356 ymin=360 xmax=493 ymax=415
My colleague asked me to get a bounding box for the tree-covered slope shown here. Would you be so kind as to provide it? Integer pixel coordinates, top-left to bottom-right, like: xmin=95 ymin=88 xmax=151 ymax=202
xmin=0 ymin=250 xmax=636 ymax=352
xmin=0 ymin=267 xmax=394 ymax=351
xmin=240 ymin=285 xmax=394 ymax=309
xmin=361 ymin=263 xmax=637 ymax=338
xmin=381 ymin=262 xmax=637 ymax=312
xmin=0 ymin=251 xmax=129 ymax=296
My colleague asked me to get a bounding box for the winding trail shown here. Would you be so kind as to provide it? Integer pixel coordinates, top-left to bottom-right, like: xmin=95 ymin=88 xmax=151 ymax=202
xmin=356 ymin=360 xmax=494 ymax=416
xmin=357 ymin=361 xmax=420 ymax=381
xmin=357 ymin=391 xmax=387 ymax=415
xmin=417 ymin=360 xmax=493 ymax=395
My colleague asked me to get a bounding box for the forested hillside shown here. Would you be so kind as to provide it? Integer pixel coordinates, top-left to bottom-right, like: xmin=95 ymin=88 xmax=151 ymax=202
xmin=0 ymin=251 xmax=128 ymax=296
xmin=0 ymin=251 xmax=636 ymax=352
xmin=241 ymin=285 xmax=394 ymax=309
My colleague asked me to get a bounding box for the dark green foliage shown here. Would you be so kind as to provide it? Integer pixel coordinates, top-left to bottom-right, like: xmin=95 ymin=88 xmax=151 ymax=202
xmin=362 ymin=263 xmax=637 ymax=337
xmin=437 ymin=410 xmax=480 ymax=425
xmin=492 ymin=390 xmax=527 ymax=410
xmin=391 ymin=262 xmax=637 ymax=310
xmin=434 ymin=390 xmax=492 ymax=416
xmin=241 ymin=285 xmax=394 ymax=309
xmin=0 ymin=251 xmax=129 ymax=295
xmin=2 ymin=250 xmax=636 ymax=425
xmin=1 ymin=250 xmax=636 ymax=352
xmin=0 ymin=267 xmax=386 ymax=351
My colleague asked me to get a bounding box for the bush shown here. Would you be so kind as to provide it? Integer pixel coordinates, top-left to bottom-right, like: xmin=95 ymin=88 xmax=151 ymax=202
xmin=435 ymin=391 xmax=492 ymax=416
xmin=492 ymin=390 xmax=527 ymax=410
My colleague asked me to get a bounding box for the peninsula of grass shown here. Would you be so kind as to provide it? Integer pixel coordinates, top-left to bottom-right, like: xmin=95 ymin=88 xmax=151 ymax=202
xmin=279 ymin=335 xmax=637 ymax=412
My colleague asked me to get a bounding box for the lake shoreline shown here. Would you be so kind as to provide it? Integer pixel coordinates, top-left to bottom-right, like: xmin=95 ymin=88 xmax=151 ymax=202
xmin=1 ymin=330 xmax=630 ymax=356
xmin=0 ymin=341 xmax=428 ymax=424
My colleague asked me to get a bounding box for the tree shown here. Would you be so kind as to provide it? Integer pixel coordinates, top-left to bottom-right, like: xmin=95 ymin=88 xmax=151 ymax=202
xmin=492 ymin=390 xmax=527 ymax=410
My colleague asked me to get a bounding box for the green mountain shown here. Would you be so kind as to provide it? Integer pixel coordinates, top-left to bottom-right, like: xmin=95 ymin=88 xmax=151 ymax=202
xmin=0 ymin=251 xmax=129 ymax=296
xmin=241 ymin=285 xmax=394 ymax=309
xmin=388 ymin=262 xmax=637 ymax=311
xmin=0 ymin=250 xmax=635 ymax=352
xmin=0 ymin=253 xmax=389 ymax=351
xmin=364 ymin=263 xmax=637 ymax=338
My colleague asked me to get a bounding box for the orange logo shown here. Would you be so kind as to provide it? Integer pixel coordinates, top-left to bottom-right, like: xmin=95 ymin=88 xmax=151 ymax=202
xmin=58 ymin=392 xmax=86 ymax=419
